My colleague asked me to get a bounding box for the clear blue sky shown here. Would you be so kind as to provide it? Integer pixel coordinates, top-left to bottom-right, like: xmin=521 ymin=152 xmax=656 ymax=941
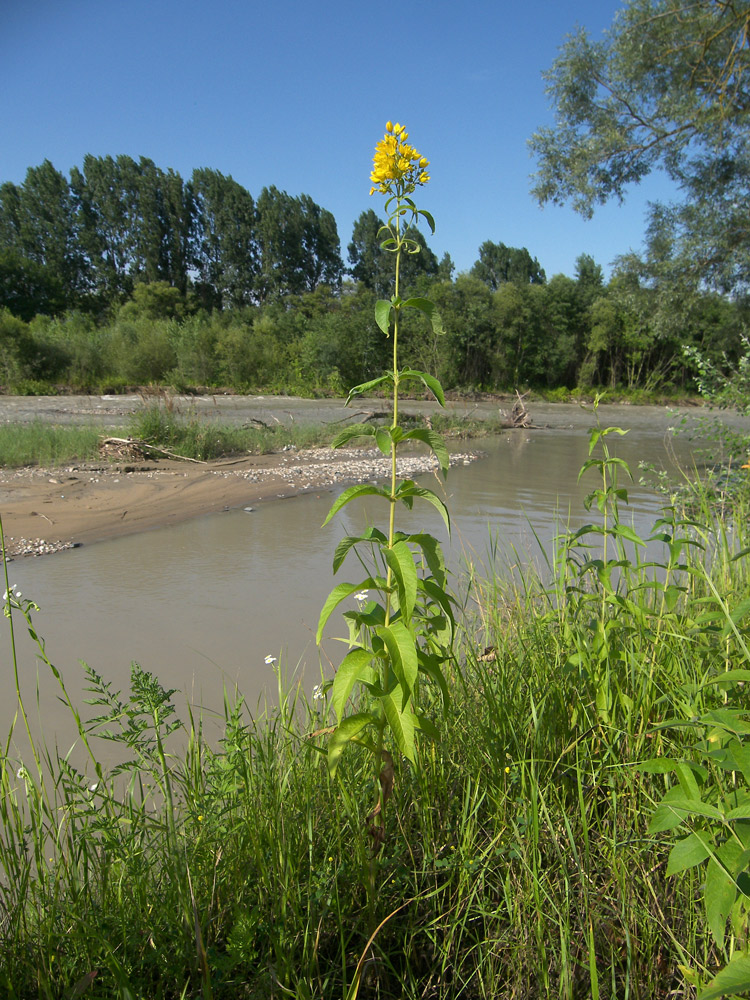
xmin=2 ymin=0 xmax=676 ymax=281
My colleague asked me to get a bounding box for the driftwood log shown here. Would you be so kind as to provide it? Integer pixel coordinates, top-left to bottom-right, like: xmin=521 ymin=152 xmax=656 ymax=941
xmin=99 ymin=437 xmax=207 ymax=464
xmin=509 ymin=390 xmax=532 ymax=428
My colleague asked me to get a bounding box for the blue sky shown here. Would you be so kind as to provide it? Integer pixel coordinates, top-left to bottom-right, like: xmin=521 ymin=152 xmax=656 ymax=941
xmin=2 ymin=0 xmax=677 ymax=281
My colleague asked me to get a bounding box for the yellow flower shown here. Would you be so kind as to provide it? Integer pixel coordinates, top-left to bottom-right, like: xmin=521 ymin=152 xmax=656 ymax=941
xmin=742 ymin=460 xmax=750 ymax=470
xmin=369 ymin=121 xmax=430 ymax=197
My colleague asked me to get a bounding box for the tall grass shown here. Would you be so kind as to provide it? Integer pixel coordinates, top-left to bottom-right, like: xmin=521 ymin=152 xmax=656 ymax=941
xmin=2 ymin=435 xmax=749 ymax=997
xmin=0 ymin=421 xmax=103 ymax=467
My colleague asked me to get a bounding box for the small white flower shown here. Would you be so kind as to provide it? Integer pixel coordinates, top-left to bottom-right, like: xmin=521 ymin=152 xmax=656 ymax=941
xmin=312 ymin=684 xmax=325 ymax=701
xmin=264 ymin=654 xmax=277 ymax=665
xmin=354 ymin=591 xmax=370 ymax=604
xmin=89 ymin=782 xmax=99 ymax=793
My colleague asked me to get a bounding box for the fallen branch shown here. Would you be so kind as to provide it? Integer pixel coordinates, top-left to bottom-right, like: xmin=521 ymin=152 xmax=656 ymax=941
xmin=99 ymin=437 xmax=207 ymax=464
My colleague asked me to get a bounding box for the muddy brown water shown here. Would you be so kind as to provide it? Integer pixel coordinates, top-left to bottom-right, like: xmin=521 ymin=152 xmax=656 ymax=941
xmin=0 ymin=399 xmax=715 ymax=760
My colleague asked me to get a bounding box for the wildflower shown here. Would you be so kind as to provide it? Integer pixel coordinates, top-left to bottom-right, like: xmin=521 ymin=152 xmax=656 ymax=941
xmin=504 ymin=766 xmax=510 ymax=774
xmin=264 ymin=654 xmax=277 ymax=665
xmin=312 ymin=683 xmax=325 ymax=701
xmin=354 ymin=590 xmax=370 ymax=604
xmin=198 ymin=815 xmax=203 ymax=822
xmin=369 ymin=121 xmax=430 ymax=197
xmin=89 ymin=782 xmax=99 ymax=792
xmin=743 ymin=459 xmax=750 ymax=470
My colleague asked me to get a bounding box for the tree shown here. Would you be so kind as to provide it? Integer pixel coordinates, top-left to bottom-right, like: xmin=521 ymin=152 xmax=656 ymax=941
xmin=0 ymin=162 xmax=87 ymax=308
xmin=256 ymin=186 xmax=342 ymax=301
xmin=192 ymin=168 xmax=258 ymax=309
xmin=471 ymin=240 xmax=546 ymax=290
xmin=530 ymin=0 xmax=750 ymax=293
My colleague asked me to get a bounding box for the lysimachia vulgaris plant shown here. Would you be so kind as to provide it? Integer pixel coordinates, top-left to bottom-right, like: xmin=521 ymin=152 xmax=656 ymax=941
xmin=316 ymin=121 xmax=453 ymax=853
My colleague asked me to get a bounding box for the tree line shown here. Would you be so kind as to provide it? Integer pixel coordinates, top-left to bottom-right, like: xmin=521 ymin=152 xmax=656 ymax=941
xmin=2 ymin=18 xmax=749 ymax=407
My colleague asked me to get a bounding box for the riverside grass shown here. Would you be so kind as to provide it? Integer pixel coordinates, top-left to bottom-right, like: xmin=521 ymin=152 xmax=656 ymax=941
xmin=2 ymin=437 xmax=750 ymax=998
xmin=0 ymin=408 xmax=507 ymax=468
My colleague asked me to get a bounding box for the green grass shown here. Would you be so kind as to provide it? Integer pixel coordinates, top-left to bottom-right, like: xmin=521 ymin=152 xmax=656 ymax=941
xmin=2 ymin=429 xmax=750 ymax=997
xmin=0 ymin=421 xmax=103 ymax=467
xmin=0 ymin=405 xmax=508 ymax=468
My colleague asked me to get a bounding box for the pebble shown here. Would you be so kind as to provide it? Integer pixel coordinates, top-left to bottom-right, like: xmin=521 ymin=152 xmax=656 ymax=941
xmin=5 ymin=536 xmax=79 ymax=558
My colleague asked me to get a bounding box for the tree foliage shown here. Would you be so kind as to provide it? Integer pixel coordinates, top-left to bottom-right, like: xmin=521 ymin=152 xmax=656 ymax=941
xmin=530 ymin=0 xmax=750 ymax=292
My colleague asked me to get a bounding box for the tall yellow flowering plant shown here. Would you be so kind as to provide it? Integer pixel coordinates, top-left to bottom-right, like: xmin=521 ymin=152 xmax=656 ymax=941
xmin=317 ymin=122 xmax=452 ymax=853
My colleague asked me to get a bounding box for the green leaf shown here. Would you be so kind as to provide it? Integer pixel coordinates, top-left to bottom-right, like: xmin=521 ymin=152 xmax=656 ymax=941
xmin=317 ymin=578 xmax=377 ymax=644
xmin=705 ymin=857 xmax=737 ymax=950
xmin=385 ymin=541 xmax=418 ymax=621
xmin=698 ymin=953 xmax=750 ymax=999
xmin=666 ymin=831 xmax=712 ymax=876
xmin=414 ymin=712 xmax=440 ymax=740
xmin=613 ymin=524 xmax=647 ymax=547
xmin=401 ymin=428 xmax=450 ymax=476
xmin=345 ymin=374 xmax=391 ymax=404
xmin=399 ymin=369 xmax=446 ymax=406
xmin=418 ymin=652 xmax=451 ymax=711
xmin=376 ymin=621 xmax=418 ymax=701
xmin=330 ymin=423 xmax=376 ymax=449
xmin=418 ymin=208 xmax=436 ymax=234
xmin=332 ymin=648 xmax=377 ymax=720
xmin=396 ymin=483 xmax=450 ymax=532
xmin=375 ymin=299 xmax=393 ymax=335
xmin=648 ymin=786 xmax=692 ymax=833
xmin=375 ymin=427 xmax=391 ymax=457
xmin=332 ymin=527 xmax=388 ymax=574
xmin=327 ymin=713 xmax=375 ymax=777
xmin=323 ymin=484 xmax=390 ymax=527
xmin=406 ymin=532 xmax=447 ymax=587
xmin=638 ymin=758 xmax=679 ymax=774
xmin=382 ymin=689 xmax=416 ymax=762
xmin=400 ymin=297 xmax=444 ymax=335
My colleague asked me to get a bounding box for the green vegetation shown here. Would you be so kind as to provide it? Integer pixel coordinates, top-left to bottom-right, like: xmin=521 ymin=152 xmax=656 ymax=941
xmin=0 ymin=405 xmax=509 ymax=469
xmin=2 ymin=418 xmax=750 ymax=998
xmin=0 ymin=421 xmax=103 ymax=467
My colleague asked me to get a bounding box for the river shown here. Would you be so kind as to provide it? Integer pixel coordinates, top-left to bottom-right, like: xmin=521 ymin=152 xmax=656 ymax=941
xmin=1 ymin=402 xmax=704 ymax=752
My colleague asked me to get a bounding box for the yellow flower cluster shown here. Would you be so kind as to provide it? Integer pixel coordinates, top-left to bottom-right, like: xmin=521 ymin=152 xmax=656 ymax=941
xmin=369 ymin=121 xmax=430 ymax=196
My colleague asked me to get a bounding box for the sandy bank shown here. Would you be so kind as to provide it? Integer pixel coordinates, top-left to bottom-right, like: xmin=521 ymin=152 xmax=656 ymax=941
xmin=0 ymin=445 xmax=480 ymax=558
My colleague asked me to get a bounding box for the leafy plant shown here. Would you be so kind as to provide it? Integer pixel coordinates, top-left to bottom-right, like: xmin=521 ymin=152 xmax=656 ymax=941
xmin=316 ymin=122 xmax=452 ymax=857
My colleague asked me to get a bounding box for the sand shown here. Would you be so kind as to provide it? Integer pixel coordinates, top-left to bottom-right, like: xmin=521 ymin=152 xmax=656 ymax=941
xmin=0 ymin=445 xmax=479 ymax=559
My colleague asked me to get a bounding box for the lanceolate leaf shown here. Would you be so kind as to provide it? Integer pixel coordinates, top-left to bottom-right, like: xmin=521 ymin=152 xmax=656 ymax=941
xmin=323 ymin=484 xmax=390 ymax=527
xmin=332 ymin=527 xmax=388 ymax=574
xmin=330 ymin=424 xmax=376 ymax=449
xmin=698 ymin=953 xmax=750 ymax=1000
xmin=400 ymin=428 xmax=450 ymax=476
xmin=317 ymin=579 xmax=377 ymax=644
xmin=399 ymin=369 xmax=446 ymax=406
xmin=385 ymin=541 xmax=418 ymax=620
xmin=418 ymin=652 xmax=450 ymax=711
xmin=327 ymin=713 xmax=376 ymax=777
xmin=375 ymin=299 xmax=393 ymax=335
xmin=382 ymin=689 xmax=416 ymax=762
xmin=332 ymin=648 xmax=377 ymax=720
xmin=377 ymin=620 xmax=418 ymax=700
xmin=406 ymin=532 xmax=447 ymax=587
xmin=345 ymin=374 xmax=391 ymax=404
xmin=666 ymin=831 xmax=712 ymax=875
xmin=396 ymin=483 xmax=450 ymax=532
xmin=400 ymin=297 xmax=444 ymax=336
xmin=375 ymin=427 xmax=392 ymax=456
xmin=418 ymin=208 xmax=436 ymax=234
xmin=705 ymin=856 xmax=737 ymax=950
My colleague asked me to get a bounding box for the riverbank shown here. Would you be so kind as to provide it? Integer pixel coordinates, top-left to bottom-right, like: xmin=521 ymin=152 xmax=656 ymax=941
xmin=0 ymin=444 xmax=481 ymax=558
